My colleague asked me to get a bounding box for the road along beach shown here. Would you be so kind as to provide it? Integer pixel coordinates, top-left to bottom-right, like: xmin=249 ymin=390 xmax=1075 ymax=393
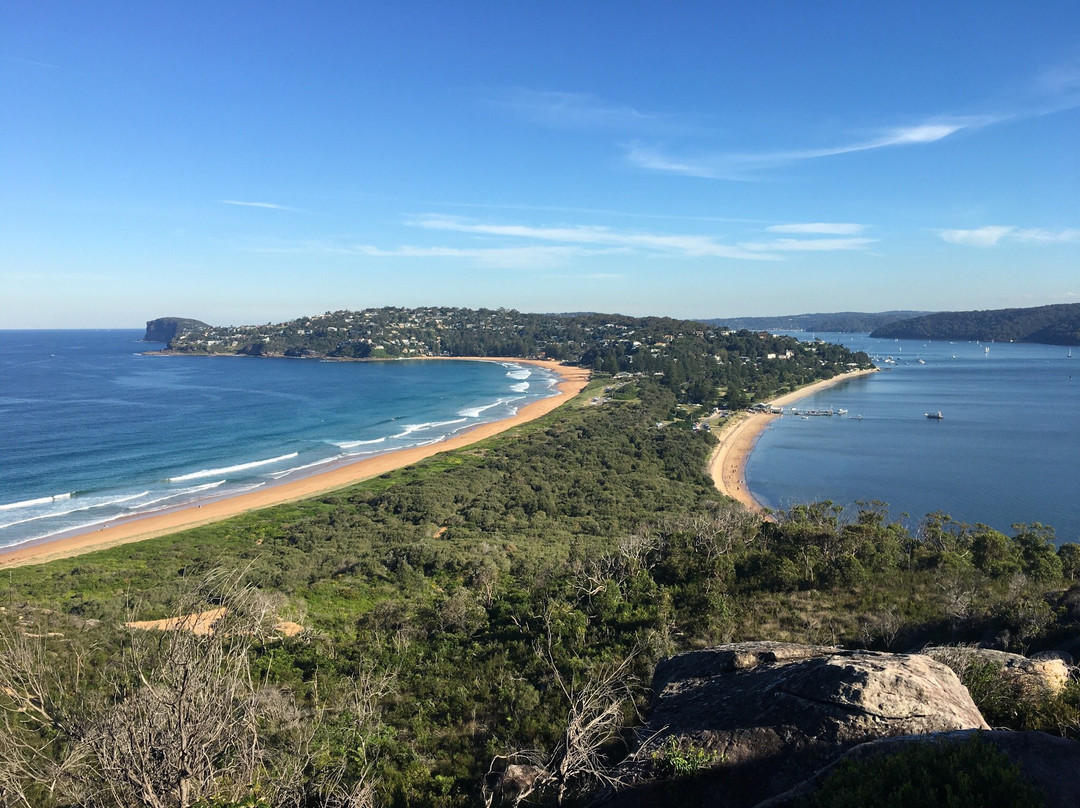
xmin=0 ymin=359 xmax=590 ymax=568
xmin=708 ymin=368 xmax=878 ymax=512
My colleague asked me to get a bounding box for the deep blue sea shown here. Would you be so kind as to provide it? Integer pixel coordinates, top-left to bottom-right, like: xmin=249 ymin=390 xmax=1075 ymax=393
xmin=0 ymin=330 xmax=560 ymax=549
xmin=746 ymin=333 xmax=1080 ymax=543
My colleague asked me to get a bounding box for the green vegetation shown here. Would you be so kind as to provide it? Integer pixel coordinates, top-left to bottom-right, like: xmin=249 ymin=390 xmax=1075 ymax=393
xmin=2 ymin=312 xmax=1077 ymax=806
xmin=800 ymin=734 xmax=1047 ymax=808
xmin=650 ymin=737 xmax=716 ymax=777
xmin=869 ymin=302 xmax=1080 ymax=345
xmin=143 ymin=316 xmax=212 ymax=343
xmin=158 ymin=307 xmax=873 ymax=411
xmin=703 ymin=310 xmax=930 ymax=334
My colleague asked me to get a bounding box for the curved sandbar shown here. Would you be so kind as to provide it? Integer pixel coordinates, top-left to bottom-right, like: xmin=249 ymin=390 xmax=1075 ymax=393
xmin=708 ymin=368 xmax=878 ymax=512
xmin=0 ymin=358 xmax=590 ymax=569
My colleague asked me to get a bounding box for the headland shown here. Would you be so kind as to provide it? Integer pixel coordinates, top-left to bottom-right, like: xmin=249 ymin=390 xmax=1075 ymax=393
xmin=0 ymin=358 xmax=590 ymax=568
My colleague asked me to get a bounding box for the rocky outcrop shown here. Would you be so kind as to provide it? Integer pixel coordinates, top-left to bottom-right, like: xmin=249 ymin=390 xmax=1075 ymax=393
xmin=143 ymin=317 xmax=210 ymax=344
xmin=603 ymin=642 xmax=989 ymax=808
xmin=923 ymin=645 xmax=1072 ymax=697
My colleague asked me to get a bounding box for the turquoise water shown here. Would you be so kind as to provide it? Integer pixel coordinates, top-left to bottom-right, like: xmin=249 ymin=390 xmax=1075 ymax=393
xmin=0 ymin=330 xmax=559 ymax=549
xmin=746 ymin=334 xmax=1080 ymax=543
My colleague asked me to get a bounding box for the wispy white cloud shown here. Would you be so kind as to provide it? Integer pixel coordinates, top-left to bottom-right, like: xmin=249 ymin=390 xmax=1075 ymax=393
xmin=410 ymin=216 xmax=777 ymax=260
xmin=740 ymin=237 xmax=878 ymax=252
xmin=220 ymin=199 xmax=302 ymax=212
xmin=434 ymin=199 xmax=766 ymax=225
xmin=1029 ymin=63 xmax=1080 ymax=114
xmin=766 ymin=223 xmax=867 ymax=235
xmin=1013 ymin=228 xmax=1080 ymax=243
xmin=939 ymin=226 xmax=1080 ymax=247
xmin=625 ymin=117 xmax=988 ymax=180
xmin=495 ymin=88 xmax=693 ymax=135
xmin=354 ymin=244 xmax=593 ymax=270
xmin=249 ymin=214 xmax=876 ymax=270
xmin=939 ymin=226 xmax=1015 ymax=247
xmin=7 ymin=56 xmax=61 ymax=69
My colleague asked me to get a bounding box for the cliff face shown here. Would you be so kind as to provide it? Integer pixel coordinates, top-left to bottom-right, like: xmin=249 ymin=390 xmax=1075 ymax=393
xmin=143 ymin=317 xmax=210 ymax=344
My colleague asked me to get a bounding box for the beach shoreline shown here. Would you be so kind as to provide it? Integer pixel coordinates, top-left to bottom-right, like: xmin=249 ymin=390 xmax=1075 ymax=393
xmin=708 ymin=368 xmax=879 ymax=512
xmin=0 ymin=358 xmax=590 ymax=569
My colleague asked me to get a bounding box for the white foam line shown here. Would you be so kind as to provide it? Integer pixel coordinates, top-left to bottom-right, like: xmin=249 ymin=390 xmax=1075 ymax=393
xmin=266 ymin=456 xmax=342 ymax=479
xmin=0 ymin=493 xmax=71 ymax=511
xmin=132 ymin=481 xmax=226 ymax=509
xmin=168 ymin=452 xmax=299 ymax=482
xmin=0 ymin=491 xmax=151 ymax=529
xmin=389 ymin=417 xmax=469 ymax=439
xmin=334 ymin=437 xmax=387 ymax=449
xmin=458 ymin=399 xmax=506 ymax=418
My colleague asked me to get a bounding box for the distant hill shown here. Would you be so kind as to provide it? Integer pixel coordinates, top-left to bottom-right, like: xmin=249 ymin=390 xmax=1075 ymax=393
xmin=702 ymin=311 xmax=930 ymax=333
xmin=869 ymin=303 xmax=1080 ymax=345
xmin=143 ymin=317 xmax=211 ymax=343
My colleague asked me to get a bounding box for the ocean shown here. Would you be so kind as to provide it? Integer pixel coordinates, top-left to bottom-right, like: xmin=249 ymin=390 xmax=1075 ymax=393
xmin=745 ymin=333 xmax=1080 ymax=543
xmin=0 ymin=330 xmax=560 ymax=550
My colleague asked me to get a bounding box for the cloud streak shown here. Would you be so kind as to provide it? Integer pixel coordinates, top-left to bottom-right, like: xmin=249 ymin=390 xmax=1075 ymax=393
xmin=495 ymin=88 xmax=693 ymax=135
xmin=766 ymin=223 xmax=867 ymax=235
xmin=354 ymin=244 xmax=595 ymax=270
xmin=247 ymin=215 xmax=881 ymax=271
xmin=625 ymin=118 xmax=988 ymax=180
xmin=740 ymin=237 xmax=878 ymax=252
xmin=411 ymin=216 xmax=776 ymax=260
xmin=939 ymin=226 xmax=1080 ymax=247
xmin=220 ymin=200 xmax=302 ymax=212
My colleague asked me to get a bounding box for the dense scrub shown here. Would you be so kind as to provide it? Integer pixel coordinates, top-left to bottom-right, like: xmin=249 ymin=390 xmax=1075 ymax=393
xmin=3 ymin=378 xmax=1079 ymax=807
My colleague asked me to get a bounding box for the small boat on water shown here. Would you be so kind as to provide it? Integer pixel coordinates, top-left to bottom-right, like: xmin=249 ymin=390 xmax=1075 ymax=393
xmin=925 ymin=411 xmax=944 ymax=420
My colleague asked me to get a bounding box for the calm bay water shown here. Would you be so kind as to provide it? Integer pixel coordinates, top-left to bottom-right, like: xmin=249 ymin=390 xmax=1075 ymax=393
xmin=746 ymin=333 xmax=1080 ymax=543
xmin=0 ymin=330 xmax=559 ymax=549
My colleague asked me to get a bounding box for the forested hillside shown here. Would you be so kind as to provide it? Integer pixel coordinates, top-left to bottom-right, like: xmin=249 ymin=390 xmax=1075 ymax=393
xmin=869 ymin=303 xmax=1080 ymax=345
xmin=702 ymin=310 xmax=928 ymax=333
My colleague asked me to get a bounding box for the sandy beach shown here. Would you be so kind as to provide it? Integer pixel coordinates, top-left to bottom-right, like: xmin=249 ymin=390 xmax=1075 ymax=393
xmin=708 ymin=368 xmax=879 ymax=512
xmin=0 ymin=358 xmax=591 ymax=569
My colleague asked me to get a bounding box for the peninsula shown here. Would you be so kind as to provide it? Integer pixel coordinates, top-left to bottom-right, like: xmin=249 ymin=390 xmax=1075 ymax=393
xmin=3 ymin=307 xmax=872 ymax=565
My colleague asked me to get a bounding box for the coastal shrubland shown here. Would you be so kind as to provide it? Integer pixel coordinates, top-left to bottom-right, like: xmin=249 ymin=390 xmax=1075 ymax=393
xmin=2 ymin=343 xmax=1078 ymax=805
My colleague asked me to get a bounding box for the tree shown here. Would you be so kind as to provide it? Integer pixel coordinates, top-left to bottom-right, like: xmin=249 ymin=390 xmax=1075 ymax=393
xmin=484 ymin=639 xmax=639 ymax=807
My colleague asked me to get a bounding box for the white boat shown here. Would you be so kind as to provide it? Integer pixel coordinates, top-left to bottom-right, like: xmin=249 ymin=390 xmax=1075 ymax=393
xmin=925 ymin=411 xmax=944 ymax=420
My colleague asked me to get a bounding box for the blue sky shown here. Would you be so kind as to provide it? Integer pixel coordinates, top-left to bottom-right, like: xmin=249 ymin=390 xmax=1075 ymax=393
xmin=3 ymin=2 xmax=1078 ymax=328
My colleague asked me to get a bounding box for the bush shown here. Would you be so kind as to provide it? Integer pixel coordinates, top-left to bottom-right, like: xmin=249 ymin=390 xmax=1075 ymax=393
xmin=800 ymin=734 xmax=1046 ymax=807
xmin=650 ymin=736 xmax=715 ymax=777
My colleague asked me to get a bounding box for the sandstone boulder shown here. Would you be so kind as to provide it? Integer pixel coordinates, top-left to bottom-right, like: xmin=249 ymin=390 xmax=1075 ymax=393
xmin=603 ymin=641 xmax=988 ymax=808
xmin=923 ymin=645 xmax=1072 ymax=697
